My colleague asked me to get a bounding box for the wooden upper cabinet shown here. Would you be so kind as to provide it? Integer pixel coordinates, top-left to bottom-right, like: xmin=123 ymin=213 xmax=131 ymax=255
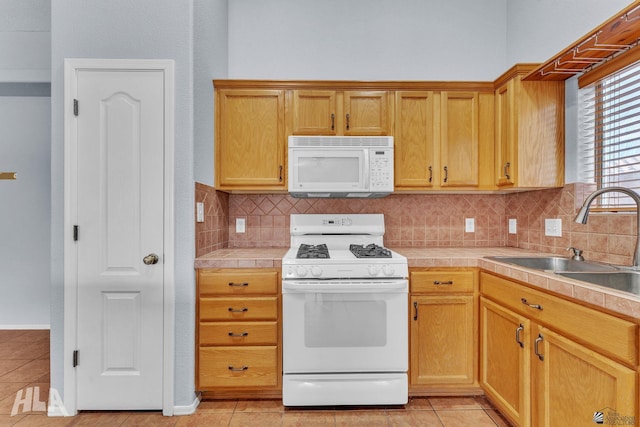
xmin=494 ymin=65 xmax=565 ymax=189
xmin=440 ymin=91 xmax=479 ymax=188
xmin=215 ymin=89 xmax=286 ymax=190
xmin=290 ymin=89 xmax=391 ymax=136
xmin=394 ymin=91 xmax=435 ymax=189
xmin=343 ymin=90 xmax=390 ymax=135
xmin=291 ymin=90 xmax=337 ymax=135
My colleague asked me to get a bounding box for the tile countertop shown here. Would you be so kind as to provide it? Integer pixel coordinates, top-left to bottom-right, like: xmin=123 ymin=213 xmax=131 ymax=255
xmin=195 ymin=247 xmax=640 ymax=320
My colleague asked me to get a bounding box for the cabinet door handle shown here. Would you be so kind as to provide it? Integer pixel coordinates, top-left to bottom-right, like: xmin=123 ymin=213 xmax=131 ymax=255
xmin=534 ymin=334 xmax=544 ymax=361
xmin=413 ymin=301 xmax=418 ymax=320
xmin=228 ymin=282 xmax=249 ymax=287
xmin=228 ymin=332 xmax=249 ymax=337
xmin=433 ymin=280 xmax=453 ymax=285
xmin=228 ymin=365 xmax=248 ymax=371
xmin=428 ymin=166 xmax=433 ymax=183
xmin=331 ymin=113 xmax=335 ymax=130
xmin=521 ymin=298 xmax=543 ymax=310
xmin=346 ymin=113 xmax=350 ymax=130
xmin=515 ymin=324 xmax=524 ymax=348
xmin=504 ymin=162 xmax=511 ymax=180
xmin=228 ymin=307 xmax=248 ymax=313
xmin=279 ymin=165 xmax=283 ymax=182
xmin=443 ymin=166 xmax=448 ymax=183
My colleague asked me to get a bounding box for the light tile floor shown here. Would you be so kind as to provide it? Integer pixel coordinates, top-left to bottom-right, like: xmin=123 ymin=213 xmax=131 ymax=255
xmin=0 ymin=330 xmax=512 ymax=426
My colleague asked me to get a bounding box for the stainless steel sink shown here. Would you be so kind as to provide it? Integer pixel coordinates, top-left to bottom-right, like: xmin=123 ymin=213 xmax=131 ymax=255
xmin=486 ymin=256 xmax=618 ymax=272
xmin=555 ymin=271 xmax=640 ymax=295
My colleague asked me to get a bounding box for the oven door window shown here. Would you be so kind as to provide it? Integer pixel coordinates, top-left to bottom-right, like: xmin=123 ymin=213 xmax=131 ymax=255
xmin=283 ymin=289 xmax=407 ymax=373
xmin=305 ymin=297 xmax=386 ymax=347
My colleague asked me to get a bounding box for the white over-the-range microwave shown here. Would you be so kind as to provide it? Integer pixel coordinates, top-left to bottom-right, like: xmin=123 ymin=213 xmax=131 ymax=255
xmin=287 ymin=135 xmax=394 ymax=198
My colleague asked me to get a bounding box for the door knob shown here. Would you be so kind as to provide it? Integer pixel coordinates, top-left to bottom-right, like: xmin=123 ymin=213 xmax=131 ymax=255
xmin=143 ymin=253 xmax=159 ymax=265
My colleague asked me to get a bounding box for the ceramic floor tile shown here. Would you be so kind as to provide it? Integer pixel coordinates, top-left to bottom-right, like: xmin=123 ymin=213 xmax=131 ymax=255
xmin=388 ymin=410 xmax=443 ymax=427
xmin=0 ymin=362 xmax=31 ymax=379
xmin=428 ymin=396 xmax=485 ymax=411
xmin=334 ymin=411 xmax=390 ymax=426
xmin=11 ymin=414 xmax=74 ymax=426
xmin=0 ymin=384 xmax=30 ymax=406
xmin=0 ymin=414 xmax=25 ymax=427
xmin=0 ymin=360 xmax=49 ymax=383
xmin=436 ymin=409 xmax=499 ymax=427
xmin=403 ymin=397 xmax=434 ymax=411
xmin=8 ymin=332 xmax=48 ymax=344
xmin=484 ymin=408 xmax=514 ymax=427
xmin=196 ymin=399 xmax=237 ymax=413
xmin=234 ymin=399 xmax=283 ymax=413
xmin=174 ymin=412 xmax=232 ymax=427
xmin=282 ymin=410 xmax=335 ymax=427
xmin=120 ymin=411 xmax=179 ymax=426
xmin=69 ymin=411 xmax=130 ymax=426
xmin=228 ymin=412 xmax=283 ymax=427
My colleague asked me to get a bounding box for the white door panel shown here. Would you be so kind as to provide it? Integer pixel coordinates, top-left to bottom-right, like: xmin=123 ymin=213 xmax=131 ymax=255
xmin=75 ymin=69 xmax=164 ymax=410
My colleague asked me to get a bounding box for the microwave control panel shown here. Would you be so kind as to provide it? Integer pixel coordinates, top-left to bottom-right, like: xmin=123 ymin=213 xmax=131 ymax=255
xmin=369 ymin=149 xmax=393 ymax=190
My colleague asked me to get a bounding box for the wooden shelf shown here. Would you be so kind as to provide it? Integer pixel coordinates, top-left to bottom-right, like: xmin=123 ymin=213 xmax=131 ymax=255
xmin=523 ymin=1 xmax=640 ymax=81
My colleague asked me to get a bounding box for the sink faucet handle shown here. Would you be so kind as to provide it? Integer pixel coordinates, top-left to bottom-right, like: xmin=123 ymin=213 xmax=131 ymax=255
xmin=567 ymin=247 xmax=584 ymax=261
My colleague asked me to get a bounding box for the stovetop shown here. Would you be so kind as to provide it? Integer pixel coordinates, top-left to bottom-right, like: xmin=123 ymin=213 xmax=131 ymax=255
xmin=282 ymin=213 xmax=408 ymax=280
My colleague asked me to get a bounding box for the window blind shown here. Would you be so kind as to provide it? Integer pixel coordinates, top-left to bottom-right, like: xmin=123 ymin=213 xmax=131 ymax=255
xmin=579 ymin=61 xmax=640 ymax=209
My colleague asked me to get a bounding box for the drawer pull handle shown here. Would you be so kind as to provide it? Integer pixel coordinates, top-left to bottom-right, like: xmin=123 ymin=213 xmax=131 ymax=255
xmin=534 ymin=334 xmax=545 ymax=361
xmin=228 ymin=307 xmax=249 ymax=313
xmin=504 ymin=161 xmax=511 ymax=180
xmin=433 ymin=280 xmax=453 ymax=285
xmin=228 ymin=332 xmax=249 ymax=337
xmin=228 ymin=282 xmax=249 ymax=287
xmin=521 ymin=298 xmax=543 ymax=310
xmin=228 ymin=365 xmax=248 ymax=372
xmin=515 ymin=324 xmax=524 ymax=348
xmin=413 ymin=301 xmax=418 ymax=320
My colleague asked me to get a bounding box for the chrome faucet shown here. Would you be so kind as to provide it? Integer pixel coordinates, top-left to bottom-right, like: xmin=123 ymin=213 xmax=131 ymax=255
xmin=567 ymin=247 xmax=584 ymax=261
xmin=574 ymin=186 xmax=640 ymax=268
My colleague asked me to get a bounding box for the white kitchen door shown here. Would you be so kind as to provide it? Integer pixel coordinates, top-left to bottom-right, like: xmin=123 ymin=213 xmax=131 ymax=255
xmin=73 ymin=68 xmax=165 ymax=410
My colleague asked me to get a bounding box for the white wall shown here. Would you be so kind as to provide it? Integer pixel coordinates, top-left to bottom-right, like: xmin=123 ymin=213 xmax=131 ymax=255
xmin=506 ymin=0 xmax=634 ymax=65
xmin=0 ymin=0 xmax=51 ymax=328
xmin=0 ymin=0 xmax=50 ymax=82
xmin=194 ymin=0 xmax=228 ymax=185
xmin=228 ymin=0 xmax=508 ymax=81
xmin=0 ymin=96 xmax=50 ymax=327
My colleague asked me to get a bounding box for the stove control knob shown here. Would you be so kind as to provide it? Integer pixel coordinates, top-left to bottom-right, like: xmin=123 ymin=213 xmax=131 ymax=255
xmin=296 ymin=266 xmax=308 ymax=277
xmin=383 ymin=265 xmax=396 ymax=276
xmin=368 ymin=265 xmax=380 ymax=276
xmin=311 ymin=266 xmax=323 ymax=277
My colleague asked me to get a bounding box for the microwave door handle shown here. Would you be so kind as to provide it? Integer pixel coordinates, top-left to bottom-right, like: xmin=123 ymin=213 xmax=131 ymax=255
xmin=363 ymin=149 xmax=370 ymax=189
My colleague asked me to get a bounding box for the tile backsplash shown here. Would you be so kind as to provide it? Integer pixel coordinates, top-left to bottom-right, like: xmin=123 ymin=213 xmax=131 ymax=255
xmin=195 ymin=182 xmax=638 ymax=267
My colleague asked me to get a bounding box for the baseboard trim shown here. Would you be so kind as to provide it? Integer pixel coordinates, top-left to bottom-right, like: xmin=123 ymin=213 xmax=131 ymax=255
xmin=0 ymin=324 xmax=50 ymax=330
xmin=173 ymin=393 xmax=201 ymax=416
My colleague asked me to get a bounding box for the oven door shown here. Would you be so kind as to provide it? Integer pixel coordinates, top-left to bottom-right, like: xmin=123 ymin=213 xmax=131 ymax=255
xmin=282 ymin=279 xmax=408 ymax=374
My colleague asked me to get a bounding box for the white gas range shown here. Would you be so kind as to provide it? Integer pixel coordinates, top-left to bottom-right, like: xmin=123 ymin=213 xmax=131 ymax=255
xmin=281 ymin=214 xmax=409 ymax=407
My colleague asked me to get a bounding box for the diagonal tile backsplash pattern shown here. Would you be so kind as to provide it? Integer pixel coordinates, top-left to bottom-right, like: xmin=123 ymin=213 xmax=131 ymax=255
xmin=196 ymin=182 xmax=638 ymax=267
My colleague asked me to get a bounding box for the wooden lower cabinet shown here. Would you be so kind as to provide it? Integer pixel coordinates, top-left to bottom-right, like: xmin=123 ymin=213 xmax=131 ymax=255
xmin=480 ymin=297 xmax=531 ymax=426
xmin=409 ymin=268 xmax=479 ymax=395
xmin=196 ymin=268 xmax=281 ymax=397
xmin=480 ymin=272 xmax=638 ymax=427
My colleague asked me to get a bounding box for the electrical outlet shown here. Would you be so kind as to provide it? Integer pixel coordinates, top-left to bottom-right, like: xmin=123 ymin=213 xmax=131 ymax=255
xmin=236 ymin=217 xmax=246 ymax=233
xmin=196 ymin=202 xmax=204 ymax=223
xmin=465 ymin=218 xmax=475 ymax=233
xmin=508 ymin=218 xmax=517 ymax=234
xmin=544 ymin=218 xmax=562 ymax=237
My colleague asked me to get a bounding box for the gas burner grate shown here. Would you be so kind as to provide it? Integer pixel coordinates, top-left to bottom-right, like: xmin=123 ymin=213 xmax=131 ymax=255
xmin=296 ymin=243 xmax=330 ymax=259
xmin=349 ymin=243 xmax=392 ymax=258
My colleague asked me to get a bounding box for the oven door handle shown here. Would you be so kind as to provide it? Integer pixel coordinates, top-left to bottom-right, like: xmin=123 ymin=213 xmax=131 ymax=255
xmin=282 ymin=280 xmax=408 ymax=293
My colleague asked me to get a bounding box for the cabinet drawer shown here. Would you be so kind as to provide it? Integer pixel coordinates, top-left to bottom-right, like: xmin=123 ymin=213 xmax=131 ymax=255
xmin=200 ymin=321 xmax=278 ymax=346
xmin=199 ymin=346 xmax=278 ymax=388
xmin=411 ymin=270 xmax=475 ymax=293
xmin=481 ymin=272 xmax=637 ymax=367
xmin=200 ymin=297 xmax=278 ymax=321
xmin=199 ymin=269 xmax=278 ymax=295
